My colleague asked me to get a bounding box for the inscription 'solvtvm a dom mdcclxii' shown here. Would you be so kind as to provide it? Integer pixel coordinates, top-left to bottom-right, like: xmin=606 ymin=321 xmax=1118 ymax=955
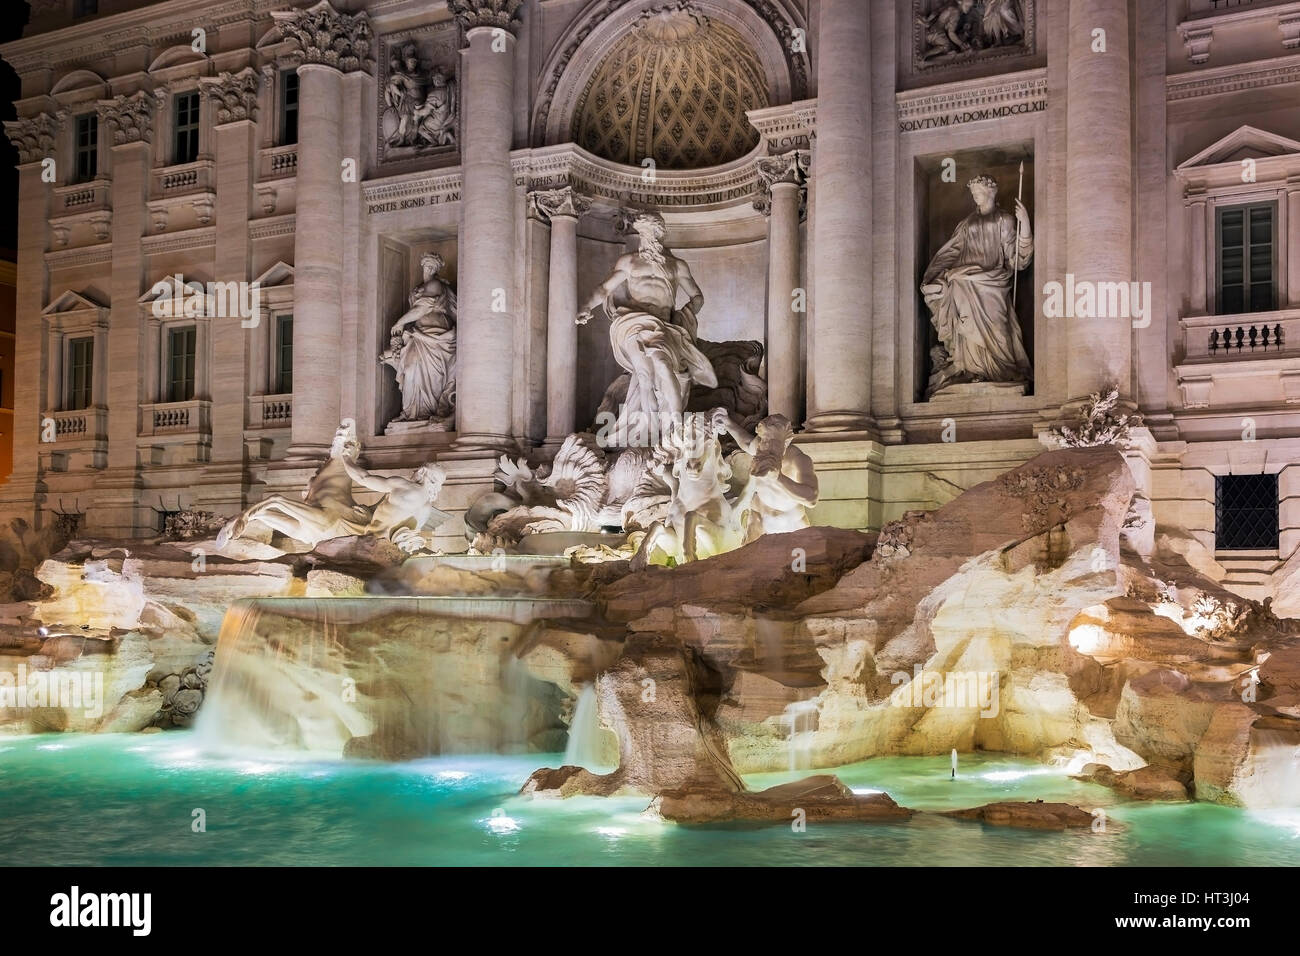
xmin=1 ymin=0 xmax=1299 ymax=604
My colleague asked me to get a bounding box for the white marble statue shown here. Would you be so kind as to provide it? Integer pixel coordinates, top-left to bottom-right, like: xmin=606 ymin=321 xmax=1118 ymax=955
xmin=920 ymin=173 xmax=1033 ymax=397
xmin=713 ymin=409 xmax=819 ymax=541
xmin=216 ymin=420 xmax=372 ymax=549
xmin=577 ymin=212 xmax=717 ymax=439
xmin=631 ymin=411 xmax=740 ymax=568
xmin=340 ymin=457 xmax=451 ymax=554
xmin=215 ymin=419 xmax=449 ymax=553
xmin=382 ymin=251 xmax=457 ymax=429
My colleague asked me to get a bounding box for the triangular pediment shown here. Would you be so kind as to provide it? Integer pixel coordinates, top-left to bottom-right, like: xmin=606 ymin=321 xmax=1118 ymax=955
xmin=1177 ymin=125 xmax=1300 ymax=170
xmin=42 ymin=289 xmax=106 ymax=314
xmin=252 ymin=260 xmax=294 ymax=287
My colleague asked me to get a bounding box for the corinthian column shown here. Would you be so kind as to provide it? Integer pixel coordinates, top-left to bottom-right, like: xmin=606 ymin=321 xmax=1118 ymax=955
xmin=272 ymin=2 xmax=373 ymax=460
xmin=449 ymin=0 xmax=523 ymax=451
xmin=755 ymin=150 xmax=808 ymax=424
xmin=532 ymin=187 xmax=591 ymax=446
xmin=806 ymin=0 xmax=873 ymax=433
xmin=1066 ymin=0 xmax=1132 ymax=400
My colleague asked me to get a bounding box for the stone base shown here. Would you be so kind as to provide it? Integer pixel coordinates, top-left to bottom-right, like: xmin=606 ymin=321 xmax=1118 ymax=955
xmin=384 ymin=417 xmax=453 ymax=436
xmin=928 ymin=380 xmax=1028 ymax=401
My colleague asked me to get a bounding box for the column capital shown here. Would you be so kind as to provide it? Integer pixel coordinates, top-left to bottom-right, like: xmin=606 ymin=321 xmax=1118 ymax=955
xmin=529 ymin=186 xmax=592 ymax=223
xmin=97 ymin=91 xmax=156 ymax=147
xmin=272 ymin=1 xmax=374 ymax=74
xmin=449 ymin=0 xmax=523 ymax=36
xmin=3 ymin=111 xmax=58 ymax=166
xmin=199 ymin=68 xmax=261 ymax=126
xmin=753 ymin=149 xmax=809 ymax=216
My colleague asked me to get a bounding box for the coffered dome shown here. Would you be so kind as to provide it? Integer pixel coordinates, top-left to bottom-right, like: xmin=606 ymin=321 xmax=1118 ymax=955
xmin=572 ymin=4 xmax=769 ymax=170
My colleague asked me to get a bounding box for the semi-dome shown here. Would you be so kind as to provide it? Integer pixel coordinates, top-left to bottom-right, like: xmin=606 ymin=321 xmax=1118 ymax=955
xmin=572 ymin=3 xmax=769 ymax=170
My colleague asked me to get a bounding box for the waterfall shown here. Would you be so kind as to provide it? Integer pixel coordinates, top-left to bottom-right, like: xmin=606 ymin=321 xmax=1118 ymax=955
xmin=782 ymin=698 xmax=819 ymax=772
xmin=1239 ymin=729 xmax=1300 ymax=808
xmin=196 ymin=595 xmax=592 ymax=760
xmin=563 ymin=685 xmax=616 ymax=772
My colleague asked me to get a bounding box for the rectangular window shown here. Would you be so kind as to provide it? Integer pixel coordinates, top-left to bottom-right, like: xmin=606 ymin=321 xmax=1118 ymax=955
xmin=73 ymin=113 xmax=97 ymax=184
xmin=1217 ymin=203 xmax=1275 ymax=315
xmin=73 ymin=0 xmax=97 ymax=16
xmin=280 ymin=70 xmax=299 ymax=146
xmin=67 ymin=336 xmax=93 ymax=410
xmin=1215 ymin=474 xmax=1279 ymax=551
xmin=172 ymin=91 xmax=200 ymax=165
xmin=167 ymin=326 xmax=197 ymax=402
xmin=275 ymin=314 xmax=293 ymax=394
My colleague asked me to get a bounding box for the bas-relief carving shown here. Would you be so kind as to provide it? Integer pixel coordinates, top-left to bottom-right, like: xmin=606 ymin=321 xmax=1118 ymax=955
xmin=215 ymin=420 xmax=450 ymax=554
xmin=920 ymin=173 xmax=1033 ymax=399
xmin=377 ymin=25 xmax=459 ymax=166
xmin=914 ymin=0 xmax=1033 ymax=70
xmin=381 ymin=252 xmax=457 ymax=432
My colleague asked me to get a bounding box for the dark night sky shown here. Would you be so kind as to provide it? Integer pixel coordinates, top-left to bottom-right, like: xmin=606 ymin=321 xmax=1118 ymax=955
xmin=0 ymin=1 xmax=29 ymax=256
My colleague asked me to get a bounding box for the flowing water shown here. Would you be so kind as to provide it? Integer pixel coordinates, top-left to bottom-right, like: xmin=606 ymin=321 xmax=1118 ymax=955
xmin=562 ymin=685 xmax=616 ymax=773
xmin=2 ymin=733 xmax=1297 ymax=866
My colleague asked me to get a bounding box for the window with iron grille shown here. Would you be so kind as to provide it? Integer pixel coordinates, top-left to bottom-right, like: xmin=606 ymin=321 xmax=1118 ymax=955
xmin=173 ymin=91 xmax=200 ymax=165
xmin=1215 ymin=474 xmax=1278 ymax=550
xmin=280 ymin=70 xmax=299 ymax=146
xmin=73 ymin=113 xmax=97 ymax=184
xmin=275 ymin=314 xmax=293 ymax=394
xmin=1216 ymin=203 xmax=1276 ymax=315
xmin=167 ymin=326 xmax=197 ymax=402
xmin=66 ymin=336 xmax=93 ymax=410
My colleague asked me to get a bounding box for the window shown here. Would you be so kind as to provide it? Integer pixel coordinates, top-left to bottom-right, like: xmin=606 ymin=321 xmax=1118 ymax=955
xmin=167 ymin=326 xmax=197 ymax=402
xmin=73 ymin=0 xmax=97 ymax=16
xmin=280 ymin=70 xmax=299 ymax=146
xmin=73 ymin=113 xmax=97 ymax=184
xmin=1217 ymin=203 xmax=1275 ymax=314
xmin=172 ymin=91 xmax=200 ymax=165
xmin=275 ymin=314 xmax=293 ymax=394
xmin=66 ymin=336 xmax=93 ymax=410
xmin=1215 ymin=474 xmax=1278 ymax=550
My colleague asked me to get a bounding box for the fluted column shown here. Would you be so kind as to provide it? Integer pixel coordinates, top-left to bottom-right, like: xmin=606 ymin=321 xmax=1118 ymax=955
xmin=1187 ymin=194 xmax=1207 ymax=315
xmin=806 ymin=0 xmax=872 ymax=432
xmin=756 ymin=150 xmax=807 ymax=424
xmin=1066 ymin=0 xmax=1133 ymax=399
xmin=533 ymin=187 xmax=591 ymax=446
xmin=450 ymin=0 xmax=522 ymax=451
xmin=1288 ymin=176 xmax=1300 ymax=308
xmin=272 ymin=2 xmax=372 ymax=460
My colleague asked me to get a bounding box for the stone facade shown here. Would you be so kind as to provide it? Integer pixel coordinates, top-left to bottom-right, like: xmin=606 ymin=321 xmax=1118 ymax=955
xmin=0 ymin=0 xmax=1297 ymax=598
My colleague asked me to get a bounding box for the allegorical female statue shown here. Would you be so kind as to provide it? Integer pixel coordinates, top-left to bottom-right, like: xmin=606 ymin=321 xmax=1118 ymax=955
xmin=382 ymin=251 xmax=456 ymax=429
xmin=576 ymin=212 xmax=716 ymax=436
xmin=920 ymin=173 xmax=1033 ymax=397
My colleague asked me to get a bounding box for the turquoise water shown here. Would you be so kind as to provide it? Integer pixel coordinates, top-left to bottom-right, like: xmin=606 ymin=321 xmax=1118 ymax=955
xmin=1 ymin=733 xmax=1297 ymax=866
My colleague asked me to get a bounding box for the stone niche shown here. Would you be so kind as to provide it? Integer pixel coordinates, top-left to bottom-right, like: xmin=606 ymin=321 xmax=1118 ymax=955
xmin=377 ymin=235 xmax=459 ymax=434
xmin=376 ymin=22 xmax=460 ymax=168
xmin=913 ymin=142 xmax=1035 ymax=403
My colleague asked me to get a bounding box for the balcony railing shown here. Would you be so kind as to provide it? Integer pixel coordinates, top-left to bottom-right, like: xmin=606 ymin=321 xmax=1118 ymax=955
xmin=1181 ymin=309 xmax=1300 ymax=363
xmin=51 ymin=179 xmax=110 ymax=217
xmin=260 ymin=145 xmax=298 ymax=181
xmin=139 ymin=400 xmax=210 ymax=438
xmin=248 ymin=393 xmax=292 ymax=428
xmin=150 ymin=159 xmax=215 ymax=199
xmin=43 ymin=406 xmax=106 ymax=442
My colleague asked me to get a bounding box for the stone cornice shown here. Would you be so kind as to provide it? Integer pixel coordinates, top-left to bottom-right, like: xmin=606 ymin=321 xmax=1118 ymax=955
xmin=447 ymin=0 xmax=523 ymax=35
xmin=249 ymin=215 xmax=296 ymax=240
xmin=44 ymin=243 xmax=112 ymax=269
xmin=897 ymin=68 xmax=1047 ymax=133
xmin=271 ymin=1 xmax=374 ymax=74
xmin=746 ymin=100 xmax=817 ymax=152
xmin=199 ymin=68 xmax=261 ymax=125
xmin=1167 ymin=52 xmax=1300 ymax=100
xmin=141 ymin=225 xmax=216 ymax=255
xmin=3 ymin=111 xmax=59 ymax=165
